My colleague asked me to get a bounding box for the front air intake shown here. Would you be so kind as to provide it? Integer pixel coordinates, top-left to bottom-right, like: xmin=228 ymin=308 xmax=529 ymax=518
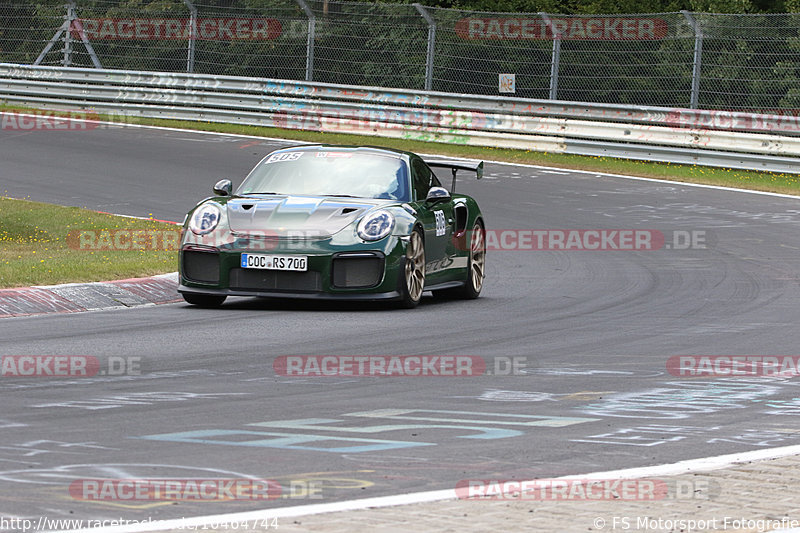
xmin=332 ymin=254 xmax=384 ymax=288
xmin=183 ymin=250 xmax=220 ymax=283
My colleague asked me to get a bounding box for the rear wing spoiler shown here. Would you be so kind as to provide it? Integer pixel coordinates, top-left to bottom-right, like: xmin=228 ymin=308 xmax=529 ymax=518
xmin=425 ymin=160 xmax=484 ymax=193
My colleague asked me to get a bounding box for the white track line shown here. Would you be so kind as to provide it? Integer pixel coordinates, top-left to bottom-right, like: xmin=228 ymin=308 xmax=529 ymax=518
xmin=60 ymin=443 xmax=800 ymax=533
xmin=3 ymin=111 xmax=799 ymax=201
xmin=0 ymin=111 xmax=312 ymax=146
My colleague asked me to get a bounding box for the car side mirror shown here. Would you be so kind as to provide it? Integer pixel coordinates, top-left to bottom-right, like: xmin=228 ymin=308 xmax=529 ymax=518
xmin=425 ymin=186 xmax=451 ymax=203
xmin=213 ymin=179 xmax=232 ymax=196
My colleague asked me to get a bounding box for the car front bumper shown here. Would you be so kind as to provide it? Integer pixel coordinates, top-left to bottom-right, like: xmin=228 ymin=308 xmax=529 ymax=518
xmin=178 ymin=233 xmax=408 ymax=301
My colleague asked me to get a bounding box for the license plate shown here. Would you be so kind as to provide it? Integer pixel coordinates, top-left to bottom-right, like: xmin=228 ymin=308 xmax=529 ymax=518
xmin=241 ymin=254 xmax=307 ymax=271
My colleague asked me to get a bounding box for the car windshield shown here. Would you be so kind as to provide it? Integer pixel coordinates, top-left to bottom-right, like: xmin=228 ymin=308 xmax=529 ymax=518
xmin=237 ymin=150 xmax=410 ymax=201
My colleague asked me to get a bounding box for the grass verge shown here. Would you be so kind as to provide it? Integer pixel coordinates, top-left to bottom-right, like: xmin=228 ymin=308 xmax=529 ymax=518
xmin=0 ymin=197 xmax=178 ymax=289
xmin=3 ymin=104 xmax=798 ymax=196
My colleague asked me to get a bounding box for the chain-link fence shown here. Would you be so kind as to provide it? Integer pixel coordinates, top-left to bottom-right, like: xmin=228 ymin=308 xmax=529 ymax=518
xmin=2 ymin=1 xmax=800 ymax=111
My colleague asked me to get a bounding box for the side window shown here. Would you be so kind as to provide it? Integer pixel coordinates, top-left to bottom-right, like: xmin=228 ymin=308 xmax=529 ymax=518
xmin=411 ymin=159 xmax=433 ymax=201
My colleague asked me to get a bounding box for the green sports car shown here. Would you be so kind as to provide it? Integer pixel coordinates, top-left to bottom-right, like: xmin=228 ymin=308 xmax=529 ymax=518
xmin=178 ymin=145 xmax=486 ymax=308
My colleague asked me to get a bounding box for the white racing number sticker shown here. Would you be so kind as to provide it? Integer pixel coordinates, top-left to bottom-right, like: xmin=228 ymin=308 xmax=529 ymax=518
xmin=241 ymin=254 xmax=308 ymax=271
xmin=266 ymin=152 xmax=303 ymax=163
xmin=434 ymin=210 xmax=446 ymax=237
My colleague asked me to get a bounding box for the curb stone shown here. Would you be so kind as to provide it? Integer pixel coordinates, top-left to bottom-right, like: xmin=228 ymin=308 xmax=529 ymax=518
xmin=0 ymin=272 xmax=180 ymax=318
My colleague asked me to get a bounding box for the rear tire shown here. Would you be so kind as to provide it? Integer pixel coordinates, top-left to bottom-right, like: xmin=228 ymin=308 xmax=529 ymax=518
xmin=182 ymin=293 xmax=227 ymax=308
xmin=434 ymin=221 xmax=485 ymax=300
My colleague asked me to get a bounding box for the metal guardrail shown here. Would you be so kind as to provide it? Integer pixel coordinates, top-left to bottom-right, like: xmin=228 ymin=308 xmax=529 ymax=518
xmin=1 ymin=63 xmax=799 ymax=174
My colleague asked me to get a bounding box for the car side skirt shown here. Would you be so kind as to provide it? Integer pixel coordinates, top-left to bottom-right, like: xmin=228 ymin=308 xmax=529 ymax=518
xmin=178 ymin=284 xmax=401 ymax=301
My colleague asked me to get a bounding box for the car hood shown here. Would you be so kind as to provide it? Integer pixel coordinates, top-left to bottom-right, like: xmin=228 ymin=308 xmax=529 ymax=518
xmin=226 ymin=195 xmax=391 ymax=237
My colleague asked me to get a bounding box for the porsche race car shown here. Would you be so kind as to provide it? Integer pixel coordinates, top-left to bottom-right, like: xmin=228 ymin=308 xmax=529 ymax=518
xmin=178 ymin=145 xmax=486 ymax=308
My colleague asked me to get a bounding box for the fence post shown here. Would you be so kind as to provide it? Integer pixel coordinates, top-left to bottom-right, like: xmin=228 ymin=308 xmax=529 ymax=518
xmin=295 ymin=0 xmax=315 ymax=82
xmin=413 ymin=3 xmax=436 ymax=91
xmin=539 ymin=12 xmax=560 ymax=101
xmin=183 ymin=0 xmax=197 ymax=73
xmin=35 ymin=2 xmax=102 ymax=68
xmin=681 ymin=10 xmax=703 ymax=109
xmin=63 ymin=2 xmax=75 ymax=67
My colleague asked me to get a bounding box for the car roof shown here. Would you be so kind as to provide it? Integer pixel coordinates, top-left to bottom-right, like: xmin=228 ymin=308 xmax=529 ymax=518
xmin=275 ymin=144 xmax=415 ymax=159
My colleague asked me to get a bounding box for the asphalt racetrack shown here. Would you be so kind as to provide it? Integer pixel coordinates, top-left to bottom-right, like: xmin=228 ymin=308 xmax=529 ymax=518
xmin=2 ymin=121 xmax=800 ymax=523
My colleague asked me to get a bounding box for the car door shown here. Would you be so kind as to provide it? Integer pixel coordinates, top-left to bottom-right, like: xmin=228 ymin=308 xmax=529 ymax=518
xmin=410 ymin=158 xmax=454 ymax=281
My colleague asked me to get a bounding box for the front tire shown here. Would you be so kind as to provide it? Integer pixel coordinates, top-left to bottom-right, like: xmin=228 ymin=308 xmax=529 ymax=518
xmin=182 ymin=293 xmax=227 ymax=308
xmin=398 ymin=228 xmax=425 ymax=308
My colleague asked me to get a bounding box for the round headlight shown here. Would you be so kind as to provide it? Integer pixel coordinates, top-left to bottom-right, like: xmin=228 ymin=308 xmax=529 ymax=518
xmin=357 ymin=209 xmax=395 ymax=241
xmin=189 ymin=203 xmax=222 ymax=235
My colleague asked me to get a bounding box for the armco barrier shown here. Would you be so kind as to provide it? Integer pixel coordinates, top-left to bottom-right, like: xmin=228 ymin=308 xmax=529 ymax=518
xmin=1 ymin=63 xmax=799 ymax=174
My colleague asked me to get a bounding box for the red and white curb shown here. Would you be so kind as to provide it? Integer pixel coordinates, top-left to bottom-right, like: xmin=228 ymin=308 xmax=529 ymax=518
xmin=0 ymin=272 xmax=179 ymax=318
